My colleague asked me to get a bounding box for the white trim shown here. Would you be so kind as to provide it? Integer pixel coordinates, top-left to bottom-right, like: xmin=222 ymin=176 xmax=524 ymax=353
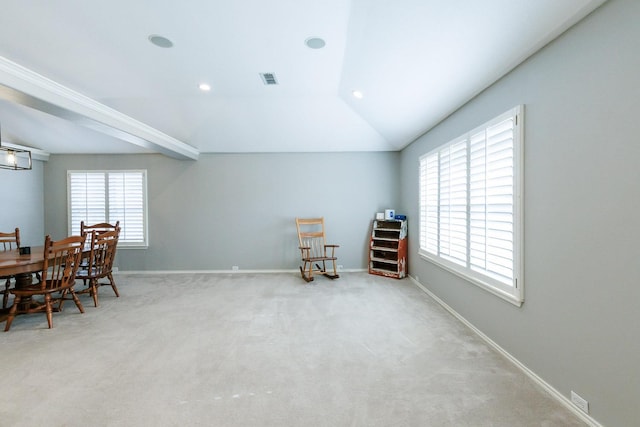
xmin=418 ymin=250 xmax=522 ymax=306
xmin=408 ymin=275 xmax=603 ymax=427
xmin=0 ymin=55 xmax=199 ymax=160
xmin=116 ymin=244 xmax=149 ymax=250
xmin=115 ymin=268 xmax=367 ymax=275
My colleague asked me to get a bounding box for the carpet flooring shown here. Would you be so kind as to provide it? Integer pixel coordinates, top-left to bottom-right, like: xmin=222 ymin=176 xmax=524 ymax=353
xmin=0 ymin=272 xmax=587 ymax=426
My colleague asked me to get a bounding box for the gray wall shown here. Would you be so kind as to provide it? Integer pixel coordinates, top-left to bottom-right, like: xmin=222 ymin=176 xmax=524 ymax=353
xmin=0 ymin=160 xmax=44 ymax=246
xmin=14 ymin=2 xmax=638 ymax=425
xmin=399 ymin=1 xmax=639 ymax=426
xmin=44 ymin=152 xmax=400 ymax=271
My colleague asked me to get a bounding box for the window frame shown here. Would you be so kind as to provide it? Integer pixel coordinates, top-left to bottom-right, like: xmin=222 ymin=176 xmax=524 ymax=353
xmin=67 ymin=170 xmax=149 ymax=249
xmin=419 ymin=106 xmax=524 ymax=306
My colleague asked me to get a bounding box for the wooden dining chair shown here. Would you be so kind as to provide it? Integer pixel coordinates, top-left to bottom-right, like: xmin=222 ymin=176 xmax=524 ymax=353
xmin=75 ymin=229 xmax=120 ymax=307
xmin=80 ymin=220 xmax=120 ymax=236
xmin=295 ymin=217 xmax=340 ymax=282
xmin=79 ymin=220 xmax=120 ymax=287
xmin=1 ymin=228 xmax=20 ymax=309
xmin=4 ymin=234 xmax=86 ymax=331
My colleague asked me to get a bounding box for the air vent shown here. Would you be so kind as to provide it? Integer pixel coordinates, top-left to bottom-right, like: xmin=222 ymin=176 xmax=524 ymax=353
xmin=260 ymin=72 xmax=278 ymax=85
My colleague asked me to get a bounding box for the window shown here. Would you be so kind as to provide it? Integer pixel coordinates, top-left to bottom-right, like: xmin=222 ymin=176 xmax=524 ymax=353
xmin=419 ymin=106 xmax=523 ymax=305
xmin=68 ymin=170 xmax=148 ymax=248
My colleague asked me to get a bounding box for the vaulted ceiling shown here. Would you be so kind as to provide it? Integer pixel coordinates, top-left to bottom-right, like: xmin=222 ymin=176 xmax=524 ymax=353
xmin=0 ymin=0 xmax=606 ymax=159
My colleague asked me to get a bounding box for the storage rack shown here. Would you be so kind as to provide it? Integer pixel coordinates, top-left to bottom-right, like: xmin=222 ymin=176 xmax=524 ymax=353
xmin=368 ymin=219 xmax=407 ymax=278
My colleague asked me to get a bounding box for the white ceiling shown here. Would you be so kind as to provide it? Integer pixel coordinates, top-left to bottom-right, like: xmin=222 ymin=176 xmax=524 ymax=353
xmin=0 ymin=0 xmax=606 ymax=158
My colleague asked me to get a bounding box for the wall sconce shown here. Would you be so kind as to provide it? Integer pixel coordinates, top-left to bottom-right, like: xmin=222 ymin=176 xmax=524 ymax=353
xmin=0 ymin=122 xmax=32 ymax=170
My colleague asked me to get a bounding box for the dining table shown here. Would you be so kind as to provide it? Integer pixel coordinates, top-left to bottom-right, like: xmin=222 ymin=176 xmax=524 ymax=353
xmin=1 ymin=244 xmax=93 ymax=318
xmin=0 ymin=246 xmax=45 ymax=320
xmin=0 ymin=246 xmax=45 ymax=287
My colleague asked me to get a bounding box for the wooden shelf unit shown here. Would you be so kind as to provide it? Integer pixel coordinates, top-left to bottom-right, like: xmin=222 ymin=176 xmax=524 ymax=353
xmin=369 ymin=219 xmax=407 ymax=279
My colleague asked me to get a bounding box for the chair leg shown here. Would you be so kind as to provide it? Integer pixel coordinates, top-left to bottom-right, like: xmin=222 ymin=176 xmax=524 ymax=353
xmin=331 ymin=259 xmax=340 ymax=279
xmin=307 ymin=260 xmax=315 ymax=282
xmin=58 ymin=289 xmax=67 ymax=311
xmin=90 ymin=279 xmax=99 ymax=307
xmin=299 ymin=261 xmax=314 ymax=282
xmin=4 ymin=295 xmax=20 ymax=332
xmin=44 ymin=294 xmax=53 ymax=329
xmin=299 ymin=266 xmax=310 ymax=282
xmin=105 ymin=273 xmax=120 ymax=297
xmin=322 ymin=260 xmax=340 ymax=280
xmin=71 ymin=290 xmax=85 ymax=313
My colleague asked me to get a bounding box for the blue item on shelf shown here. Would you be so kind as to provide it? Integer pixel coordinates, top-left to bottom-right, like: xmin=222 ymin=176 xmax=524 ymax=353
xmin=394 ymin=214 xmax=406 ymax=220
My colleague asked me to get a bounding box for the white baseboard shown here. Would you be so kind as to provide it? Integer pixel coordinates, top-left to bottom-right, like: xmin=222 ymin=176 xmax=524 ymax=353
xmin=408 ymin=275 xmax=603 ymax=427
xmin=115 ymin=268 xmax=367 ymax=275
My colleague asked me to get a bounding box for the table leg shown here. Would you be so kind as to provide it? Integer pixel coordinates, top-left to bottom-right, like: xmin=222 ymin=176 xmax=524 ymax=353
xmin=14 ymin=272 xmax=33 ymax=287
xmin=12 ymin=273 xmax=41 ymax=314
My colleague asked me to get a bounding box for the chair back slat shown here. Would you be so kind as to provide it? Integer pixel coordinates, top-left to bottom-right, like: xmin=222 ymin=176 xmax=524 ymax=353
xmin=85 ymin=229 xmax=118 ymax=274
xmin=80 ymin=221 xmax=120 ymax=237
xmin=300 ymin=236 xmax=325 ymax=259
xmin=0 ymin=228 xmax=20 ymax=251
xmin=102 ymin=231 xmax=119 ymax=272
xmin=41 ymin=234 xmax=86 ymax=291
xmin=296 ymin=217 xmax=327 ymax=254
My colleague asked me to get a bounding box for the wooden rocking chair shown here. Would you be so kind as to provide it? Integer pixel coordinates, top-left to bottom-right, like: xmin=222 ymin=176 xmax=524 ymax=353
xmin=295 ymin=217 xmax=339 ymax=282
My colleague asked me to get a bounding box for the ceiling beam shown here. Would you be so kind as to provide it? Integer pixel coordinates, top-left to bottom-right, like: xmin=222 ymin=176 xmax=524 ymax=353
xmin=0 ymin=56 xmax=199 ymax=160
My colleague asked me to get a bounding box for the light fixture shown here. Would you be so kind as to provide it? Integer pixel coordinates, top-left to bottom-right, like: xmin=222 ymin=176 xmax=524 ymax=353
xmin=198 ymin=83 xmax=211 ymax=92
xmin=0 ymin=122 xmax=32 ymax=170
xmin=352 ymin=90 xmax=364 ymax=99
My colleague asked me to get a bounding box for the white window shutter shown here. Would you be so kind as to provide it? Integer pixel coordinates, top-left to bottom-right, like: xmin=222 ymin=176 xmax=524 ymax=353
xmin=108 ymin=172 xmax=146 ymax=244
xmin=418 ymin=106 xmax=523 ymax=305
xmin=68 ymin=172 xmax=106 ymax=236
xmin=439 ymin=140 xmax=468 ymax=266
xmin=482 ymin=117 xmax=515 ymax=284
xmin=420 ymin=153 xmax=440 ymax=255
xmin=68 ymin=170 xmax=147 ymax=247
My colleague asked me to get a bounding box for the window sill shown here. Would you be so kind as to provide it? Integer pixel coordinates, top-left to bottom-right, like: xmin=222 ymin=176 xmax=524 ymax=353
xmin=418 ymin=250 xmax=523 ymax=307
xmin=117 ymin=244 xmax=148 ymax=250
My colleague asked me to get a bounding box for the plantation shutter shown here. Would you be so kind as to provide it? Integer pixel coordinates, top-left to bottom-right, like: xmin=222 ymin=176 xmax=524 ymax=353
xmin=68 ymin=170 xmax=147 ymax=247
xmin=108 ymin=172 xmax=146 ymax=244
xmin=439 ymin=140 xmax=468 ymax=266
xmin=68 ymin=172 xmax=106 ymax=236
xmin=469 ymin=117 xmax=515 ymax=285
xmin=418 ymin=106 xmax=522 ymax=304
xmin=420 ymin=153 xmax=440 ymax=255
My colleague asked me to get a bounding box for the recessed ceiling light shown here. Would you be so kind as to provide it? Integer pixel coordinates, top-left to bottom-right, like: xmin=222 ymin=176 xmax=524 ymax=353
xmin=148 ymin=34 xmax=174 ymax=48
xmin=198 ymin=83 xmax=211 ymax=92
xmin=305 ymin=37 xmax=326 ymax=49
xmin=352 ymin=90 xmax=364 ymax=99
